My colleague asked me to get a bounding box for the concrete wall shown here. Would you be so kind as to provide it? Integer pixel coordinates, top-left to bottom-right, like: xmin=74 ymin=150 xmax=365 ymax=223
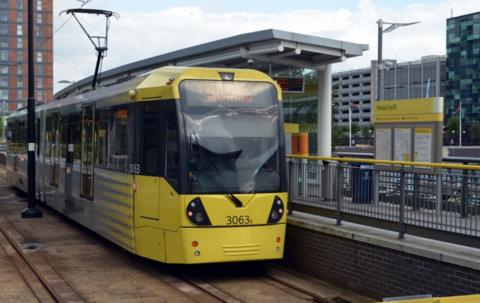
xmin=283 ymin=214 xmax=480 ymax=300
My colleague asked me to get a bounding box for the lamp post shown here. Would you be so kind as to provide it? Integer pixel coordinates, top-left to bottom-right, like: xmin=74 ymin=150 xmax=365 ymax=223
xmin=376 ymin=19 xmax=420 ymax=101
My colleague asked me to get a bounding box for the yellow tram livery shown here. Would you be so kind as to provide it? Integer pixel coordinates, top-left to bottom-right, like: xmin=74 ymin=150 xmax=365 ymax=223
xmin=5 ymin=67 xmax=288 ymax=264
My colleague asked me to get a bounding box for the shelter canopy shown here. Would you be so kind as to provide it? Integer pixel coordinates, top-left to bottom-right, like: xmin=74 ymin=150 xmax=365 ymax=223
xmin=56 ymin=29 xmax=368 ymax=98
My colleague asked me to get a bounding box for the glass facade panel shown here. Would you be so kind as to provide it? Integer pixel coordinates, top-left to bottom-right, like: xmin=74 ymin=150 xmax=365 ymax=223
xmin=446 ymin=12 xmax=480 ymax=128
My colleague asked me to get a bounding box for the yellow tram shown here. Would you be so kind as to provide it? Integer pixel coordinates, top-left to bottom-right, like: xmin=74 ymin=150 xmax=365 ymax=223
xmin=5 ymin=67 xmax=288 ymax=263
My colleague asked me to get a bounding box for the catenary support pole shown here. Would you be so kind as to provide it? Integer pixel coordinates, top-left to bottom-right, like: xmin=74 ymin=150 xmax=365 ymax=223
xmin=21 ymin=0 xmax=42 ymax=218
xmin=316 ymin=65 xmax=332 ymax=157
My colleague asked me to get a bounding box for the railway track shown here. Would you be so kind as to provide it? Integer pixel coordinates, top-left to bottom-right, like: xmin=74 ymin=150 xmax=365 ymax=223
xmin=0 ymin=211 xmax=85 ymax=303
xmin=166 ymin=266 xmax=352 ymax=303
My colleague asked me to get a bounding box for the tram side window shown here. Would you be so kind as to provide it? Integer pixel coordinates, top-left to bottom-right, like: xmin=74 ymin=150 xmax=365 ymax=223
xmin=143 ymin=103 xmax=161 ymax=175
xmin=110 ymin=109 xmax=129 ymax=172
xmin=165 ymin=112 xmax=179 ymax=188
xmin=96 ymin=110 xmax=110 ymax=167
xmin=71 ymin=114 xmax=81 ymax=162
xmin=60 ymin=116 xmax=69 ymax=159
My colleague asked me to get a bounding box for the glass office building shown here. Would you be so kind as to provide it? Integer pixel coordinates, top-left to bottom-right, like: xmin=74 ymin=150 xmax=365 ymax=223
xmin=446 ymin=12 xmax=480 ymax=126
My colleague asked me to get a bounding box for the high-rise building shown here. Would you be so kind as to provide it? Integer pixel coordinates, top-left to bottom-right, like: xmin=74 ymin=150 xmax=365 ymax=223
xmin=0 ymin=0 xmax=53 ymax=115
xmin=446 ymin=12 xmax=480 ymax=126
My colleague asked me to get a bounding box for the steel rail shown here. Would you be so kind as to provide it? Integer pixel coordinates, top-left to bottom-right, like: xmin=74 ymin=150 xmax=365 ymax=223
xmin=177 ymin=275 xmax=245 ymax=303
xmin=0 ymin=222 xmax=65 ymax=303
xmin=288 ymin=154 xmax=480 ymax=171
xmin=263 ymin=273 xmax=351 ymax=303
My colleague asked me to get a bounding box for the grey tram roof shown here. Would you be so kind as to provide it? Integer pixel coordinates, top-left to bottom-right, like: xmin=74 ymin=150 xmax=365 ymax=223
xmin=55 ymin=29 xmax=368 ymax=99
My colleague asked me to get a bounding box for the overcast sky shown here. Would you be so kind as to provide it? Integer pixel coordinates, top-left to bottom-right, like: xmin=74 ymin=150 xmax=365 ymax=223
xmin=53 ymin=0 xmax=479 ymax=92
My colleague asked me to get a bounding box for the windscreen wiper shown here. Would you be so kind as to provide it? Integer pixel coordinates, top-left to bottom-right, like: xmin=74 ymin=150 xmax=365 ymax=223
xmin=195 ymin=169 xmax=243 ymax=208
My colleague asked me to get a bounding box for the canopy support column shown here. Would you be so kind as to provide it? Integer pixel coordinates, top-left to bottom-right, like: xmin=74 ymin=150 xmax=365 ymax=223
xmin=316 ymin=64 xmax=332 ymax=157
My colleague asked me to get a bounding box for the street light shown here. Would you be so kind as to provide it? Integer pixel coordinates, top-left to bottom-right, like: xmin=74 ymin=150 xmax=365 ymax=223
xmin=377 ymin=19 xmax=420 ymax=101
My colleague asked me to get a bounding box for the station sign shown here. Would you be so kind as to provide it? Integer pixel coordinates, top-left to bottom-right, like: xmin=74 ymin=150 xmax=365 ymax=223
xmin=273 ymin=77 xmax=304 ymax=93
xmin=373 ymin=97 xmax=443 ymax=164
xmin=373 ymin=98 xmax=443 ymax=123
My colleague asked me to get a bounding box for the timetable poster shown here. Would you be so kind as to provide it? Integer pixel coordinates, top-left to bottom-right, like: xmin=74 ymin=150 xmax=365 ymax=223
xmin=394 ymin=128 xmax=411 ymax=161
xmin=375 ymin=128 xmax=392 ymax=160
xmin=414 ymin=128 xmax=433 ymax=162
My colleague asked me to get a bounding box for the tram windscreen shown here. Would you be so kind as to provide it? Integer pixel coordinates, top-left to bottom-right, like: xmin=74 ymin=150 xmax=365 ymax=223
xmin=180 ymin=80 xmax=281 ymax=194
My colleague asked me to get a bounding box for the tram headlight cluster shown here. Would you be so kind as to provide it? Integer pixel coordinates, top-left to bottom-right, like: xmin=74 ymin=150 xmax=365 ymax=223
xmin=186 ymin=198 xmax=211 ymax=226
xmin=267 ymin=196 xmax=284 ymax=224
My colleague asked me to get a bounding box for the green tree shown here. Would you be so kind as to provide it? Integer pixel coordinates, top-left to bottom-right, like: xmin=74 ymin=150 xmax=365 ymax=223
xmin=332 ymin=124 xmax=347 ymax=148
xmin=445 ymin=116 xmax=459 ymax=136
xmin=470 ymin=122 xmax=480 ymax=144
xmin=351 ymin=122 xmax=360 ymax=136
xmin=360 ymin=124 xmax=374 ymax=138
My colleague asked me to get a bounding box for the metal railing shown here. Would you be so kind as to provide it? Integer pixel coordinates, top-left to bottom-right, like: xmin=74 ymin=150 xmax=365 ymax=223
xmin=288 ymin=155 xmax=480 ymax=247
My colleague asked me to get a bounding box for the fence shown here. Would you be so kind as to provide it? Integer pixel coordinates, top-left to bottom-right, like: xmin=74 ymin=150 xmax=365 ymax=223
xmin=288 ymin=155 xmax=480 ymax=247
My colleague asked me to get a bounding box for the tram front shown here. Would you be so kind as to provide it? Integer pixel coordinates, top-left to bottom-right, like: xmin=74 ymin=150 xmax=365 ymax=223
xmin=177 ymin=76 xmax=287 ymax=263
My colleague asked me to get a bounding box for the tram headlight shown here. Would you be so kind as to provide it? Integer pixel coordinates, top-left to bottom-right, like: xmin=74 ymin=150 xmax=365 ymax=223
xmin=267 ymin=196 xmax=285 ymax=224
xmin=186 ymin=198 xmax=211 ymax=226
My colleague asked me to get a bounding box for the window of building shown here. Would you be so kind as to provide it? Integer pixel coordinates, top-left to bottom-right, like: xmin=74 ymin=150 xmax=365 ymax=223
xmin=37 ymin=64 xmax=42 ymax=76
xmin=17 ymin=0 xmax=23 ymax=9
xmin=36 ymin=12 xmax=42 ymax=24
xmin=36 ymin=78 xmax=42 ymax=89
xmin=16 ymin=50 xmax=23 ymax=62
xmin=0 ymin=76 xmax=7 ymax=87
xmin=16 ymin=12 xmax=22 ymax=23
xmin=0 ymin=10 xmax=7 ymax=22
xmin=0 ymin=24 xmax=7 ymax=35
xmin=17 ymin=64 xmax=22 ymax=75
xmin=36 ymin=52 xmax=42 ymax=62
xmin=0 ymin=40 xmax=7 ymax=48
xmin=36 ymin=27 xmax=42 ymax=37
xmin=17 ymin=24 xmax=22 ymax=36
xmin=17 ymin=89 xmax=22 ymax=100
xmin=0 ymin=49 xmax=7 ymax=61
xmin=17 ymin=38 xmax=22 ymax=49
xmin=36 ymin=0 xmax=42 ymax=11
xmin=17 ymin=76 xmax=23 ymax=88
xmin=0 ymin=66 xmax=7 ymax=74
xmin=0 ymin=88 xmax=8 ymax=99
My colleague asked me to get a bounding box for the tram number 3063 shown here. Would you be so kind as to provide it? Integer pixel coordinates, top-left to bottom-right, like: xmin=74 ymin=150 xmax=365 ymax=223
xmin=226 ymin=215 xmax=252 ymax=225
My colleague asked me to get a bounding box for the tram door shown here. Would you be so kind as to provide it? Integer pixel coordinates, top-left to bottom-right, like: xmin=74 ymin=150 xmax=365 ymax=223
xmin=48 ymin=112 xmax=60 ymax=186
xmin=80 ymin=105 xmax=95 ymax=200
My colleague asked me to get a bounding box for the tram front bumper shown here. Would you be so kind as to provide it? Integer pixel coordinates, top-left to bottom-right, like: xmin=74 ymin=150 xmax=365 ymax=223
xmin=165 ymin=223 xmax=286 ymax=264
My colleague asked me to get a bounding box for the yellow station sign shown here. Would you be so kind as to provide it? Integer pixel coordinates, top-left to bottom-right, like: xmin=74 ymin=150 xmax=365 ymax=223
xmin=373 ymin=97 xmax=443 ymax=123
